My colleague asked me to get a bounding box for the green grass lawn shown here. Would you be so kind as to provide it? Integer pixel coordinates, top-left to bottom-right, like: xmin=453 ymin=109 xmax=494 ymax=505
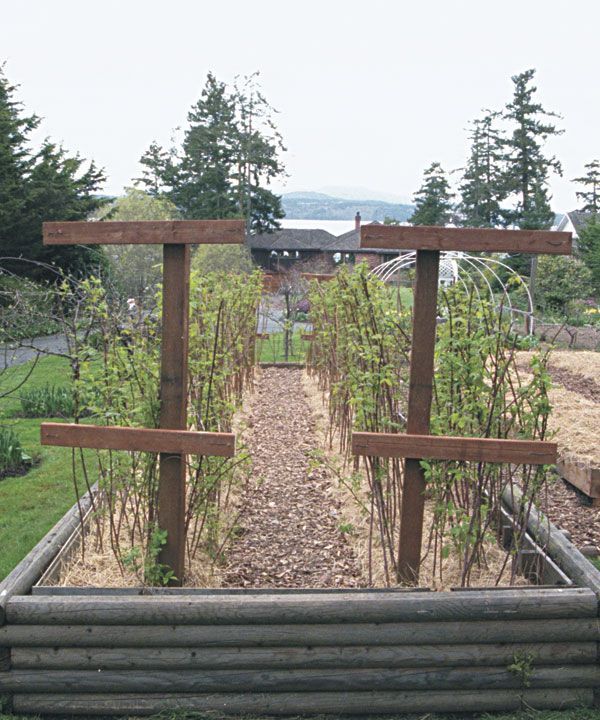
xmin=0 ymin=355 xmax=84 ymax=581
xmin=256 ymin=330 xmax=311 ymax=363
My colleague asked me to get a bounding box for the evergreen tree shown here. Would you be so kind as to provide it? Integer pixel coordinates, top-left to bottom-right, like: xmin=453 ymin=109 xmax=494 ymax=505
xmin=578 ymin=218 xmax=600 ymax=296
xmin=0 ymin=64 xmax=38 ymax=244
xmin=458 ymin=111 xmax=506 ymax=227
xmin=138 ymin=72 xmax=285 ymax=233
xmin=409 ymin=162 xmax=453 ymax=226
xmin=573 ymin=160 xmax=600 ymax=214
xmin=502 ymin=69 xmax=562 ymax=232
xmin=502 ymin=69 xmax=563 ymax=279
xmin=0 ymin=65 xmax=106 ymax=280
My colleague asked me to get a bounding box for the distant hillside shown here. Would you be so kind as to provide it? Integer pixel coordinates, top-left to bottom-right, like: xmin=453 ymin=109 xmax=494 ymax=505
xmin=282 ymin=192 xmax=414 ymax=222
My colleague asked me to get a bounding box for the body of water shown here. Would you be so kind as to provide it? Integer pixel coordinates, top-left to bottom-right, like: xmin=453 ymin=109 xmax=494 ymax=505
xmin=280 ymin=218 xmax=357 ymax=235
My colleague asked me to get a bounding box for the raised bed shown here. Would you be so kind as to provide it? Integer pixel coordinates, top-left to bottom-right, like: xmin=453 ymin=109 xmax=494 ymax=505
xmin=1 ymin=487 xmax=600 ymax=715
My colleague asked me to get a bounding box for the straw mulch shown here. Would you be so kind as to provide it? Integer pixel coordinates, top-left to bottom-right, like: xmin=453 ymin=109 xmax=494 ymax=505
xmin=302 ymin=372 xmax=527 ymax=590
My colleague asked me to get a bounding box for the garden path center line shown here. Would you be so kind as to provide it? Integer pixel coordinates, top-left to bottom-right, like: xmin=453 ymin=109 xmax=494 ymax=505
xmin=222 ymin=366 xmax=364 ymax=588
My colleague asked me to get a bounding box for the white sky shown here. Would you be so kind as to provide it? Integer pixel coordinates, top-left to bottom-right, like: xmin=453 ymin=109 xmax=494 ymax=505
xmin=1 ymin=0 xmax=598 ymax=211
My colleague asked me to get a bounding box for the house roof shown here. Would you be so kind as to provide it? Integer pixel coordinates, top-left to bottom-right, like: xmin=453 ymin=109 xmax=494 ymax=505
xmin=247 ymin=222 xmax=393 ymax=254
xmin=557 ymin=210 xmax=594 ymax=237
xmin=248 ymin=228 xmax=336 ymax=251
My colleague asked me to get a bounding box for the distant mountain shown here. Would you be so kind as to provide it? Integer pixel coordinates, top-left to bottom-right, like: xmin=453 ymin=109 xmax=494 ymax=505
xmin=282 ymin=192 xmax=414 ymax=223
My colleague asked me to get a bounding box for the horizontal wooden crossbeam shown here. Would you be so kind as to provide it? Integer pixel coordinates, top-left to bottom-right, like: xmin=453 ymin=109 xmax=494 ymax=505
xmin=41 ymin=423 xmax=235 ymax=457
xmin=43 ymin=220 xmax=245 ymax=246
xmin=360 ymin=226 xmax=572 ymax=255
xmin=352 ymin=432 xmax=557 ymax=465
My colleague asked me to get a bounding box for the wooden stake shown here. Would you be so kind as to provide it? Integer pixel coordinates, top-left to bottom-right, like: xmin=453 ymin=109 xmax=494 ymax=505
xmin=398 ymin=250 xmax=440 ymax=584
xmin=157 ymin=244 xmax=190 ymax=585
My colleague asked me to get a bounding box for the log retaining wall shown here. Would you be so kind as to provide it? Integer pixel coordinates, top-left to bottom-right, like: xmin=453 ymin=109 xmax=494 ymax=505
xmin=1 ymin=488 xmax=600 ymax=715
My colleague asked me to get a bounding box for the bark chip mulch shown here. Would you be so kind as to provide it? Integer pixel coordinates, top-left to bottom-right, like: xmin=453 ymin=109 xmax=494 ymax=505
xmin=222 ymin=367 xmax=365 ymax=588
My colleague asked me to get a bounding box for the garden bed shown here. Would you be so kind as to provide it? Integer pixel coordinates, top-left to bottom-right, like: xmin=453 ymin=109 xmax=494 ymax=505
xmin=0 ymin=495 xmax=599 ymax=715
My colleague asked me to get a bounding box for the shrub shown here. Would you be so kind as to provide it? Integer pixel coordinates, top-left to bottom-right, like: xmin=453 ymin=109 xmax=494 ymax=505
xmin=535 ymin=255 xmax=593 ymax=316
xmin=18 ymin=384 xmax=75 ymax=418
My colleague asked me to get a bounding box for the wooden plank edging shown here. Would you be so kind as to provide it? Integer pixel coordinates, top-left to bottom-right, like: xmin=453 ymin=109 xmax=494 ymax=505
xmin=0 ymin=484 xmax=97 ymax=626
xmin=9 ymin=689 xmax=595 ymax=715
xmin=5 ymin=587 xmax=597 ymax=626
xmin=502 ymin=484 xmax=600 ymax=596
xmin=2 ymin=618 xmax=597 ymax=648
xmin=1 ymin=665 xmax=598 ymax=693
xmin=11 ymin=642 xmax=596 ymax=670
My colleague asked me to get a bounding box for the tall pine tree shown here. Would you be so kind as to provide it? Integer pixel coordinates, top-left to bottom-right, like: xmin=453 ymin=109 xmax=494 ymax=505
xmin=573 ymin=160 xmax=600 ymax=214
xmin=138 ymin=72 xmax=285 ymax=233
xmin=0 ymin=65 xmax=106 ymax=280
xmin=409 ymin=162 xmax=453 ymax=226
xmin=502 ymin=69 xmax=562 ymax=232
xmin=458 ymin=111 xmax=506 ymax=227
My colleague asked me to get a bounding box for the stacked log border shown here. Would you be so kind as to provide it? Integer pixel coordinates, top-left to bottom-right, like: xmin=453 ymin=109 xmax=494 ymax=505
xmin=1 ymin=486 xmax=600 ymax=714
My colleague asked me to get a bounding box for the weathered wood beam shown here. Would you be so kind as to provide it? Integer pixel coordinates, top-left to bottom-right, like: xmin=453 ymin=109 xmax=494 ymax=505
xmin=0 ymin=485 xmax=96 ymax=626
xmin=11 ymin=642 xmax=595 ymax=671
xmin=352 ymin=433 xmax=557 ymax=465
xmin=398 ymin=248 xmax=439 ymax=583
xmin=2 ymin=618 xmax=596 ymax=648
xmin=361 ymin=225 xmax=572 ymax=255
xmin=40 ymin=423 xmax=235 ymax=458
xmin=5 ymin=587 xmax=596 ymax=626
xmin=43 ymin=220 xmax=245 ymax=246
xmin=2 ymin=666 xmax=599 ymax=693
xmin=11 ymin=689 xmax=594 ymax=716
xmin=502 ymin=484 xmax=600 ymax=596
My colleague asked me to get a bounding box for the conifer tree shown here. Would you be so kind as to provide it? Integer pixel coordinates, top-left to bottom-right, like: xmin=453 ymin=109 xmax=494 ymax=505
xmin=409 ymin=162 xmax=454 ymax=226
xmin=458 ymin=111 xmax=506 ymax=227
xmin=573 ymin=160 xmax=600 ymax=214
xmin=502 ymin=69 xmax=562 ymax=232
xmin=138 ymin=72 xmax=285 ymax=233
xmin=0 ymin=65 xmax=106 ymax=280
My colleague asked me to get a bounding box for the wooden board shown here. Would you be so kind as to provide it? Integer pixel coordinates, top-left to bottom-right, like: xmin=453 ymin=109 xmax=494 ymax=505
xmin=43 ymin=220 xmax=245 ymax=245
xmin=11 ymin=642 xmax=595 ymax=671
xmin=558 ymin=457 xmax=600 ymax=501
xmin=398 ymin=248 xmax=440 ymax=582
xmin=5 ymin=588 xmax=596 ymax=626
xmin=11 ymin=689 xmax=594 ymax=716
xmin=2 ymin=618 xmax=596 ymax=648
xmin=352 ymin=432 xmax=557 ymax=465
xmin=2 ymin=666 xmax=599 ymax=693
xmin=360 ymin=225 xmax=572 ymax=255
xmin=40 ymin=423 xmax=235 ymax=457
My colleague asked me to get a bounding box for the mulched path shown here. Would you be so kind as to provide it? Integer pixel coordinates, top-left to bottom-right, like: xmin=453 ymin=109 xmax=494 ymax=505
xmin=542 ymin=478 xmax=600 ymax=549
xmin=222 ymin=367 xmax=365 ymax=588
xmin=534 ymin=360 xmax=600 ymax=552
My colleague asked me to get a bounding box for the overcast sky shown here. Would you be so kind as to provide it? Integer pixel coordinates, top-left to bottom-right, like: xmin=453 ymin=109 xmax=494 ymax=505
xmin=2 ymin=0 xmax=598 ymax=211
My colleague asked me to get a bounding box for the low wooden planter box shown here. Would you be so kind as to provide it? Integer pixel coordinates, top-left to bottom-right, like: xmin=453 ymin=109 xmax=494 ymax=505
xmin=1 ymin=489 xmax=600 ymax=716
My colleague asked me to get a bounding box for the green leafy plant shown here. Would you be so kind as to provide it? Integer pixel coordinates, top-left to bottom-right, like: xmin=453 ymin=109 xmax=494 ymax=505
xmin=508 ymin=650 xmax=535 ymax=688
xmin=122 ymin=527 xmax=176 ymax=587
xmin=308 ymin=266 xmax=552 ymax=587
xmin=18 ymin=383 xmax=75 ymax=418
xmin=0 ymin=425 xmax=32 ymax=478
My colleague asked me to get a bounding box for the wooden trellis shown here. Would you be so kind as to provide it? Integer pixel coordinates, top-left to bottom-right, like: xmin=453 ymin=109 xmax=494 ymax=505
xmin=40 ymin=220 xmax=245 ymax=584
xmin=352 ymin=225 xmax=572 ymax=584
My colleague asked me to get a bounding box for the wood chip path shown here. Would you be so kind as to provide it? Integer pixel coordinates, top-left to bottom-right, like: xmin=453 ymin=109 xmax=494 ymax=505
xmin=222 ymin=367 xmax=364 ymax=588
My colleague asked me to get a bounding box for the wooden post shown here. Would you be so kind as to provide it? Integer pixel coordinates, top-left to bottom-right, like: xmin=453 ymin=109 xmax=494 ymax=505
xmin=157 ymin=244 xmax=191 ymax=584
xmin=398 ymin=250 xmax=440 ymax=584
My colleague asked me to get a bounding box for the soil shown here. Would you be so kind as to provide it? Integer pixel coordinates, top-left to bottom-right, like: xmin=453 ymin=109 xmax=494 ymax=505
xmin=221 ymin=367 xmax=365 ymax=588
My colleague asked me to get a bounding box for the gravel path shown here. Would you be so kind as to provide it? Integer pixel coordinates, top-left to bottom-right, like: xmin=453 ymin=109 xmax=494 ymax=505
xmin=222 ymin=367 xmax=364 ymax=588
xmin=0 ymin=333 xmax=69 ymax=369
